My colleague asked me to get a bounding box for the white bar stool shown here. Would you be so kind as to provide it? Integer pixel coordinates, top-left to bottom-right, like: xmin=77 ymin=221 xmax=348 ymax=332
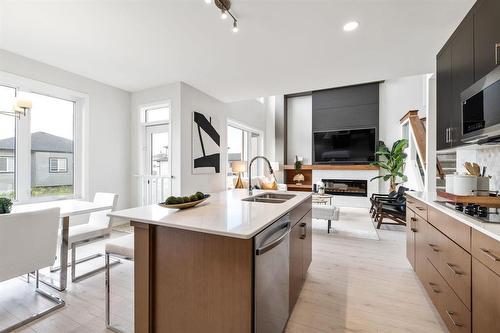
xmin=105 ymin=234 xmax=134 ymax=333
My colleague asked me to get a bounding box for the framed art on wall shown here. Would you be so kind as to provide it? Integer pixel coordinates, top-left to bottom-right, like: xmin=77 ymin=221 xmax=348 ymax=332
xmin=192 ymin=111 xmax=221 ymax=174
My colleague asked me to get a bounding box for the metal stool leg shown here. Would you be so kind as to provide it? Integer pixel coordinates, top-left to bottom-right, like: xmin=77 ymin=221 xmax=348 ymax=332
xmin=106 ymin=252 xmax=128 ymax=333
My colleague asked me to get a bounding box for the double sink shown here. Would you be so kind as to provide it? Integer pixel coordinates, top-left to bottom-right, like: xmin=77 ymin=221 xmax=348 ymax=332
xmin=242 ymin=193 xmax=296 ymax=204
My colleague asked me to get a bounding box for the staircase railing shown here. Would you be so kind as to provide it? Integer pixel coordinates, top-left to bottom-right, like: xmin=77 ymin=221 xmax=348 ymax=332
xmin=400 ymin=110 xmax=445 ymax=182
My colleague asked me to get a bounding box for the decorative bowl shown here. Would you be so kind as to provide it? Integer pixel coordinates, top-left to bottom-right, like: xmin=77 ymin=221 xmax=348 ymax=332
xmin=158 ymin=194 xmax=210 ymax=210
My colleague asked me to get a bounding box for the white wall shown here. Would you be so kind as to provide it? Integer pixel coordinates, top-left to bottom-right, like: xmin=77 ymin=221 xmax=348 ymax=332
xmin=379 ymin=73 xmax=433 ymax=192
xmin=379 ymin=74 xmax=429 ymax=146
xmin=264 ymin=96 xmax=276 ymax=163
xmin=180 ymin=82 xmax=227 ymax=195
xmin=0 ymin=49 xmax=131 ymax=210
xmin=286 ymin=95 xmax=312 ymax=164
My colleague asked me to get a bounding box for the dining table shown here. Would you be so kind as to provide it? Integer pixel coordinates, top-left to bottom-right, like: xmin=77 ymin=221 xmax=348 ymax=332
xmin=12 ymin=199 xmax=113 ymax=291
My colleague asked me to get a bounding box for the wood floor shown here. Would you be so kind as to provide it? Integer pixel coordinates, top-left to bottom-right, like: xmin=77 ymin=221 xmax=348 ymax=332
xmin=0 ymin=211 xmax=447 ymax=333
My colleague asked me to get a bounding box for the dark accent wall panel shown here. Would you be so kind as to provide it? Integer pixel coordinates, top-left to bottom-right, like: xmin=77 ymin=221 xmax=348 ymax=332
xmin=312 ymin=83 xmax=380 ymax=133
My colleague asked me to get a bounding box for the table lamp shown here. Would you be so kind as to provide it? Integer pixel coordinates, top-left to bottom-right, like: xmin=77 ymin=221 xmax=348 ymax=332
xmin=231 ymin=161 xmax=247 ymax=189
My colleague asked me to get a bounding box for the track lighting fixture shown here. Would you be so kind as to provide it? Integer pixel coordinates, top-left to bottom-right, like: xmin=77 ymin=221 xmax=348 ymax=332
xmin=205 ymin=0 xmax=239 ymax=33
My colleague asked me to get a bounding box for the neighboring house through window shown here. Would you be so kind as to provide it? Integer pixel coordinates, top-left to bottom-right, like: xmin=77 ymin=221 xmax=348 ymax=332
xmin=0 ymin=78 xmax=81 ymax=202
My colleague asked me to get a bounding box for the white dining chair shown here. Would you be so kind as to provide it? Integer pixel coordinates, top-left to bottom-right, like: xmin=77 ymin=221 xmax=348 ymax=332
xmin=105 ymin=234 xmax=134 ymax=333
xmin=52 ymin=192 xmax=119 ymax=282
xmin=0 ymin=208 xmax=65 ymax=332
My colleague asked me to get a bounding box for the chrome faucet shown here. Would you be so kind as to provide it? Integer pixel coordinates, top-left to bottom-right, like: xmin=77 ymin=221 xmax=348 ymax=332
xmin=248 ymin=156 xmax=276 ymax=196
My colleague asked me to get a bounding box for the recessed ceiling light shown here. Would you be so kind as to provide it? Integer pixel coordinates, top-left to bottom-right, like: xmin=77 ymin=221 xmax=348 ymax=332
xmin=204 ymin=0 xmax=211 ymax=4
xmin=343 ymin=21 xmax=359 ymax=32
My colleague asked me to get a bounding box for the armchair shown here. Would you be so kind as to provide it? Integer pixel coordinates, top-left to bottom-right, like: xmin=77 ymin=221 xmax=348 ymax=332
xmin=373 ymin=195 xmax=407 ymax=229
xmin=0 ymin=208 xmax=65 ymax=332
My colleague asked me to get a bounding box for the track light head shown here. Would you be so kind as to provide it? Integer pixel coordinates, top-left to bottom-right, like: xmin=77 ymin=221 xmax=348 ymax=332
xmin=232 ymin=20 xmax=238 ymax=33
xmin=221 ymin=9 xmax=228 ymax=20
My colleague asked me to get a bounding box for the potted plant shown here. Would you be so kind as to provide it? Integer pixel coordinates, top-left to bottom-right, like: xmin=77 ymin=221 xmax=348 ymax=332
xmin=0 ymin=197 xmax=13 ymax=214
xmin=370 ymin=139 xmax=408 ymax=192
xmin=293 ymin=156 xmax=305 ymax=185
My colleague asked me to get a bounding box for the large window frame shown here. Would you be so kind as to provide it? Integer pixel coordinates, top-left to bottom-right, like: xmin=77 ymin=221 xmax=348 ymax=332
xmin=226 ymin=120 xmax=264 ymax=187
xmin=0 ymin=71 xmax=88 ymax=203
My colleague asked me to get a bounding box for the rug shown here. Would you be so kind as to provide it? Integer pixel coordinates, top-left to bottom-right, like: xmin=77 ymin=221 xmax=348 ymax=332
xmin=312 ymin=206 xmax=379 ymax=240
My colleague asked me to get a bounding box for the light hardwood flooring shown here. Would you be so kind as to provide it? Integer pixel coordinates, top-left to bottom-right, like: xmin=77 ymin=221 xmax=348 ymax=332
xmin=1 ymin=211 xmax=447 ymax=333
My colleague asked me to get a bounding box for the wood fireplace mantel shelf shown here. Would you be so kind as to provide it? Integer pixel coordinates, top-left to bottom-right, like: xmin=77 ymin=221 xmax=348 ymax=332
xmin=283 ymin=165 xmax=380 ymax=171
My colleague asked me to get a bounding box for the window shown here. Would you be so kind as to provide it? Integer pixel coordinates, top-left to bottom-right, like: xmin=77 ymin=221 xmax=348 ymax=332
xmin=0 ymin=82 xmax=78 ymax=201
xmin=0 ymin=85 xmax=16 ymax=198
xmin=143 ymin=104 xmax=170 ymax=123
xmin=0 ymin=157 xmax=15 ymax=173
xmin=227 ymin=124 xmax=263 ymax=186
xmin=49 ymin=158 xmax=68 ymax=173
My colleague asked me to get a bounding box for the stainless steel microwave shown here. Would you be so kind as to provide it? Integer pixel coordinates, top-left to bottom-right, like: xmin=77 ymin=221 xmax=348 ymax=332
xmin=461 ymin=65 xmax=500 ymax=143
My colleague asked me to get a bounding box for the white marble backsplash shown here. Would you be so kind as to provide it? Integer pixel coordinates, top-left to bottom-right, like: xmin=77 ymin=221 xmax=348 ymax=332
xmin=455 ymin=145 xmax=500 ymax=193
xmin=476 ymin=146 xmax=500 ymax=192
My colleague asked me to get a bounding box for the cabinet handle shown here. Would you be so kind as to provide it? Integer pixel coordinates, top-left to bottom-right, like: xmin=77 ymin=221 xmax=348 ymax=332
xmin=445 ymin=128 xmax=450 ymax=143
xmin=446 ymin=310 xmax=463 ymax=327
xmin=410 ymin=217 xmax=417 ymax=232
xmin=428 ymin=244 xmax=440 ymax=252
xmin=446 ymin=263 xmax=463 ymax=276
xmin=480 ymin=248 xmax=500 ymax=262
xmin=496 ymin=42 xmax=500 ymax=65
xmin=428 ymin=282 xmax=440 ymax=294
xmin=416 ymin=206 xmax=425 ymax=211
xmin=300 ymin=222 xmax=307 ymax=239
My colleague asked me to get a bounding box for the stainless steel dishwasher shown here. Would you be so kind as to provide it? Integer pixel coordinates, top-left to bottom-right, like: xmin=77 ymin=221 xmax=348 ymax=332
xmin=254 ymin=213 xmax=291 ymax=333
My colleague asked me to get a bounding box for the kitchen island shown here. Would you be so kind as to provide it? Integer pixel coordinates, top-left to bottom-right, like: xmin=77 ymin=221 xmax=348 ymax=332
xmin=109 ymin=189 xmax=313 ymax=333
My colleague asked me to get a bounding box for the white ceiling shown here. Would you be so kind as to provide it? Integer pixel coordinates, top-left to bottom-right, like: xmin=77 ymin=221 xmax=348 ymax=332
xmin=0 ymin=0 xmax=474 ymax=102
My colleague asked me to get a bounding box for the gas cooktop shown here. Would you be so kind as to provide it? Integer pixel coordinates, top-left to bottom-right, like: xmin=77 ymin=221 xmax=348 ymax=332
xmin=436 ymin=201 xmax=500 ymax=224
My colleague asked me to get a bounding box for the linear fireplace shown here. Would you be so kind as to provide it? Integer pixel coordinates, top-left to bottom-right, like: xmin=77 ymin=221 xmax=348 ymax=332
xmin=322 ymin=179 xmax=368 ymax=197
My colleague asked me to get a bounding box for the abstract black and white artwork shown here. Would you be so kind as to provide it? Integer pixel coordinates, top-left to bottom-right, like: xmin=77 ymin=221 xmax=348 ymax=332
xmin=192 ymin=111 xmax=221 ymax=174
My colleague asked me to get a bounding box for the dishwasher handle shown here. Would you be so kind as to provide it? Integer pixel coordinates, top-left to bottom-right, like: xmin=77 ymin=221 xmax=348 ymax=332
xmin=255 ymin=223 xmax=291 ymax=256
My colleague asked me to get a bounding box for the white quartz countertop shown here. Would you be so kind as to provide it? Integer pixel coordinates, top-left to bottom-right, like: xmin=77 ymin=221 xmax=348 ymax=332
xmin=407 ymin=191 xmax=500 ymax=242
xmin=109 ymin=190 xmax=312 ymax=239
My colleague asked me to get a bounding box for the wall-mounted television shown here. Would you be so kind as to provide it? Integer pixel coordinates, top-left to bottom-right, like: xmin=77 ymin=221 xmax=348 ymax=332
xmin=313 ymin=128 xmax=376 ymax=164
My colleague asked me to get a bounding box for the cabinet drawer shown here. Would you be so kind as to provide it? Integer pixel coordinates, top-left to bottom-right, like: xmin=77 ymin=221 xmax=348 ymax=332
xmin=290 ymin=198 xmax=312 ymax=227
xmin=472 ymin=229 xmax=500 ymax=276
xmin=406 ymin=196 xmax=428 ymax=220
xmin=423 ymin=259 xmax=471 ymax=333
xmin=472 ymin=258 xmax=500 ymax=333
xmin=428 ymin=207 xmax=471 ymax=252
xmin=422 ymin=220 xmax=471 ymax=309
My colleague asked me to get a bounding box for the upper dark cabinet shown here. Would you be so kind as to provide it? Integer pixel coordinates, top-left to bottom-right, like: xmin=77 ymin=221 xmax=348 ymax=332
xmin=474 ymin=0 xmax=500 ymax=80
xmin=436 ymin=0 xmax=499 ymax=151
xmin=436 ymin=14 xmax=474 ymax=150
xmin=450 ymin=14 xmax=475 ymax=146
xmin=437 ymin=45 xmax=453 ymax=151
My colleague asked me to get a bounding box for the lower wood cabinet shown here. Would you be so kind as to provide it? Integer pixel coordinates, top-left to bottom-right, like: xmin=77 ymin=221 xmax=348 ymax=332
xmin=421 ymin=219 xmax=471 ymax=309
xmin=289 ymin=210 xmax=312 ymax=312
xmin=406 ymin=209 xmax=416 ymax=269
xmin=472 ymin=258 xmax=500 ymax=333
xmin=423 ymin=258 xmax=471 ymax=333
